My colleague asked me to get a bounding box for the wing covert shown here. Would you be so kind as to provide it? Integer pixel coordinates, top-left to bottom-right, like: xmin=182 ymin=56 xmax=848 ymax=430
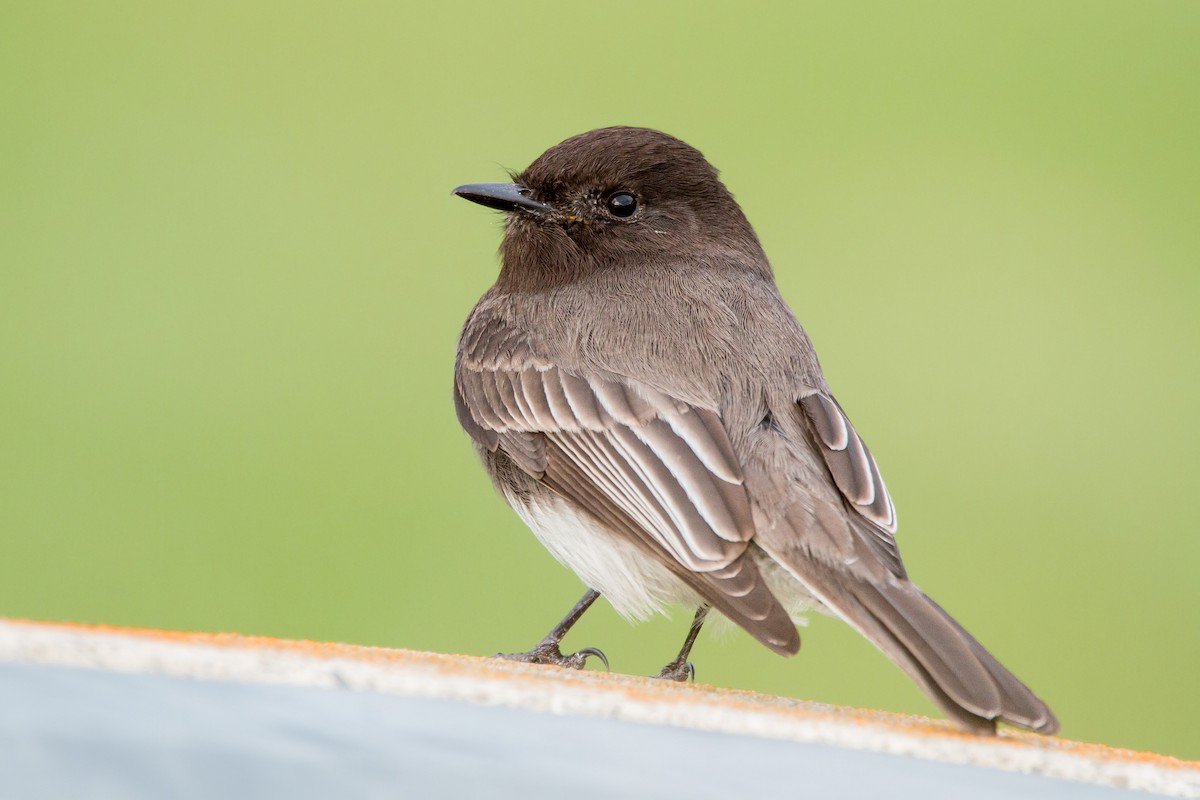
xmin=798 ymin=392 xmax=902 ymax=571
xmin=455 ymin=355 xmax=799 ymax=655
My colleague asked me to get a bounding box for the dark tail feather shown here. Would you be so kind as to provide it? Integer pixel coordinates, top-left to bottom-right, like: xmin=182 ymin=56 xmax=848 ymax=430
xmin=776 ymin=560 xmax=1058 ymax=734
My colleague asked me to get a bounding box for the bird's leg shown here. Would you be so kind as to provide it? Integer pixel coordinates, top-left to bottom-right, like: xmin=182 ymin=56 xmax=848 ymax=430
xmin=495 ymin=588 xmax=609 ymax=671
xmin=657 ymin=605 xmax=709 ymax=682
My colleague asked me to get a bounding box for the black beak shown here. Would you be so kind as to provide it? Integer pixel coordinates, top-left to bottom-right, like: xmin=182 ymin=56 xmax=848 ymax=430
xmin=452 ymin=182 xmax=554 ymax=217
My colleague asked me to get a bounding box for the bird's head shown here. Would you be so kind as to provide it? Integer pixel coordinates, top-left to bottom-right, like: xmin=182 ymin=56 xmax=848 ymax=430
xmin=453 ymin=127 xmax=768 ymax=290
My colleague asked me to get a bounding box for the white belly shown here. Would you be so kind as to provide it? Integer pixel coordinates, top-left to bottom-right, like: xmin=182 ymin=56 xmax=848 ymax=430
xmin=505 ymin=490 xmax=701 ymax=620
xmin=503 ymin=489 xmax=825 ymax=631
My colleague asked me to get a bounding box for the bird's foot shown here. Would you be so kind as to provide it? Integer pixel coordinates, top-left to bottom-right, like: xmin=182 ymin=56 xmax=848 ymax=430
xmin=495 ymin=639 xmax=609 ymax=671
xmin=655 ymin=658 xmax=696 ymax=683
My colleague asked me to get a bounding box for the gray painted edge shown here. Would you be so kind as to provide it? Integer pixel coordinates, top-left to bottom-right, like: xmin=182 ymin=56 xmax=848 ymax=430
xmin=1 ymin=620 xmax=1195 ymax=798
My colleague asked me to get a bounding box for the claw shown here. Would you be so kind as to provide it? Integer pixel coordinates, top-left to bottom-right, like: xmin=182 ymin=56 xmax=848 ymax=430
xmin=495 ymin=640 xmax=609 ymax=672
xmin=576 ymin=646 xmax=609 ymax=671
xmin=656 ymin=659 xmax=695 ymax=683
xmin=656 ymin=605 xmax=707 ymax=682
xmin=492 ymin=590 xmax=608 ymax=673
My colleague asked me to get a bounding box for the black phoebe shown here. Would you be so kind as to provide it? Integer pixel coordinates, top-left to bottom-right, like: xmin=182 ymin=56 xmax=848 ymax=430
xmin=452 ymin=127 xmax=1057 ymax=734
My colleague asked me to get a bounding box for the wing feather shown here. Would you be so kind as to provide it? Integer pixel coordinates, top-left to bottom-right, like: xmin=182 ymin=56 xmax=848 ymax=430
xmin=539 ymin=368 xmax=579 ymax=430
xmin=542 ymin=440 xmax=797 ymax=651
xmin=559 ymin=371 xmax=607 ymax=429
xmin=455 ymin=346 xmax=798 ymax=654
xmin=632 ymin=419 xmax=753 ymax=542
xmin=800 ymin=393 xmax=897 ymax=533
xmin=607 ymin=425 xmax=737 ymax=566
xmin=519 ymin=369 xmax=557 ymax=428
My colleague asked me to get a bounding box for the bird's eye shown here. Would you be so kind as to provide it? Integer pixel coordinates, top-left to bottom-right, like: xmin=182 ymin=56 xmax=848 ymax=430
xmin=605 ymin=191 xmax=638 ymax=218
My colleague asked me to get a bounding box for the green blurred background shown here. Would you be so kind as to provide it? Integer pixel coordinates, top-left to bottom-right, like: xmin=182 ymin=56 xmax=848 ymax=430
xmin=2 ymin=2 xmax=1197 ymax=759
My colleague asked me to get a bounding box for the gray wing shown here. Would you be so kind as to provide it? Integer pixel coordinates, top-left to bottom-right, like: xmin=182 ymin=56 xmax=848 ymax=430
xmin=799 ymin=392 xmax=902 ymax=574
xmin=455 ymin=357 xmax=799 ymax=655
xmin=773 ymin=393 xmax=1057 ymax=733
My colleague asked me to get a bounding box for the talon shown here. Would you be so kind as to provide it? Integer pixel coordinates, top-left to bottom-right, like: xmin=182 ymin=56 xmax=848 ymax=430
xmin=577 ymin=646 xmax=609 ymax=671
xmin=656 ymin=605 xmax=708 ymax=683
xmin=491 ymin=590 xmax=606 ymax=672
xmin=494 ymin=640 xmax=609 ymax=672
xmin=655 ymin=659 xmax=695 ymax=682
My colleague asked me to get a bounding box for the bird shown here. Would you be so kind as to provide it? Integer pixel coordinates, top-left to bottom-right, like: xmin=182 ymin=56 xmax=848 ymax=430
xmin=451 ymin=126 xmax=1058 ymax=735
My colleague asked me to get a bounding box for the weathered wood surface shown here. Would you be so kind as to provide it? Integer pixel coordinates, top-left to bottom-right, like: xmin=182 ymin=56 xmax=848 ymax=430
xmin=1 ymin=619 xmax=1196 ymax=798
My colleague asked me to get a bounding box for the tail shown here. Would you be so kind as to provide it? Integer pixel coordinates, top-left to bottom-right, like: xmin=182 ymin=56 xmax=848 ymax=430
xmin=774 ymin=558 xmax=1058 ymax=734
